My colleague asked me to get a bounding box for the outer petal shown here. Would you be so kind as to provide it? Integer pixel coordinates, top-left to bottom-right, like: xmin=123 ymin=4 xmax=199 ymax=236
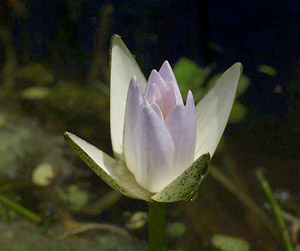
xmin=165 ymin=91 xmax=196 ymax=178
xmin=159 ymin=60 xmax=183 ymax=105
xmin=64 ymin=132 xmax=152 ymax=201
xmin=123 ymin=76 xmax=143 ymax=174
xmin=151 ymin=153 xmax=211 ymax=202
xmin=110 ymin=35 xmax=147 ymax=159
xmin=194 ymin=63 xmax=242 ymax=160
xmin=134 ymin=106 xmax=175 ymax=193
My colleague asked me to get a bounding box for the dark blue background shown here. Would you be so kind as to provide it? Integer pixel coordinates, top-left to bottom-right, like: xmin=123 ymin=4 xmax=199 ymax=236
xmin=12 ymin=0 xmax=300 ymax=117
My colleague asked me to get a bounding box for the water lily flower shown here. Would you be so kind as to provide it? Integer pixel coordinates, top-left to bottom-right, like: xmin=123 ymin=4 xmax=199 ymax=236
xmin=65 ymin=35 xmax=242 ymax=202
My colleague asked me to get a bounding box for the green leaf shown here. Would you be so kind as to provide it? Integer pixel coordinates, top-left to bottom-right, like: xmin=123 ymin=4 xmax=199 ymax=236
xmin=151 ymin=153 xmax=211 ymax=202
xmin=168 ymin=222 xmax=186 ymax=237
xmin=21 ymin=86 xmax=50 ymax=100
xmin=229 ymin=102 xmax=247 ymax=123
xmin=59 ymin=185 xmax=89 ymax=211
xmin=173 ymin=57 xmax=210 ymax=99
xmin=211 ymin=234 xmax=250 ymax=251
xmin=257 ymin=64 xmax=277 ymax=76
xmin=236 ymin=75 xmax=250 ymax=96
xmin=125 ymin=211 xmax=148 ymax=229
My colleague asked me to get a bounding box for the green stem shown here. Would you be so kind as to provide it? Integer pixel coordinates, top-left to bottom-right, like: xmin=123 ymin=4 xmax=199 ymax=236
xmin=255 ymin=169 xmax=294 ymax=251
xmin=148 ymin=201 xmax=167 ymax=251
xmin=0 ymin=194 xmax=42 ymax=224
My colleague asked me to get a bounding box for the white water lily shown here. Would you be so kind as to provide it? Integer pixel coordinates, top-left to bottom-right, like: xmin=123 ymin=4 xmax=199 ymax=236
xmin=65 ymin=35 xmax=242 ymax=202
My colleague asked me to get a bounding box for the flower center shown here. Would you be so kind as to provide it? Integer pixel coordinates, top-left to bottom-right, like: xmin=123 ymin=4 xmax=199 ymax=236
xmin=145 ymin=72 xmax=177 ymax=119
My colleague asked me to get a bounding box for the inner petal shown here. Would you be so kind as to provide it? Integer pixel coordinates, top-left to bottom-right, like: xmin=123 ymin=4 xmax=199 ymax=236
xmin=159 ymin=61 xmax=183 ymax=105
xmin=156 ymin=81 xmax=177 ymax=119
xmin=145 ymin=72 xmax=178 ymax=119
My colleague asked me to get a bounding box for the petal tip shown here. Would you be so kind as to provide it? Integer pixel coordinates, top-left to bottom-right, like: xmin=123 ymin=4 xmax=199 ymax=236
xmin=148 ymin=69 xmax=162 ymax=82
xmin=232 ymin=62 xmax=243 ymax=74
xmin=130 ymin=75 xmax=137 ymax=83
xmin=111 ymin=34 xmax=122 ymax=45
xmin=186 ymin=90 xmax=193 ymax=99
xmin=185 ymin=90 xmax=195 ymax=108
xmin=64 ymin=131 xmax=72 ymax=139
xmin=160 ymin=60 xmax=172 ymax=71
xmin=150 ymin=69 xmax=159 ymax=75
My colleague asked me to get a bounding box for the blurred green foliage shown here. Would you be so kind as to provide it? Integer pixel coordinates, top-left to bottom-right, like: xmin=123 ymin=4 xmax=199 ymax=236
xmin=211 ymin=234 xmax=250 ymax=251
xmin=16 ymin=63 xmax=54 ymax=86
xmin=168 ymin=222 xmax=186 ymax=237
xmin=173 ymin=57 xmax=211 ymax=100
xmin=59 ymin=185 xmax=89 ymax=212
xmin=257 ymin=64 xmax=277 ymax=76
xmin=1 ymin=220 xmax=144 ymax=251
xmin=125 ymin=211 xmax=148 ymax=230
xmin=21 ymin=86 xmax=50 ymax=100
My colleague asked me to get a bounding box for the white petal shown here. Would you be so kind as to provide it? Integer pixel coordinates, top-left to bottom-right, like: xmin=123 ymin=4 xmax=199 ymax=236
xmin=65 ymin=132 xmax=152 ymax=201
xmin=134 ymin=106 xmax=174 ymax=193
xmin=123 ymin=77 xmax=143 ymax=174
xmin=194 ymin=63 xmax=242 ymax=160
xmin=110 ymin=35 xmax=147 ymax=159
xmin=165 ymin=91 xmax=196 ymax=177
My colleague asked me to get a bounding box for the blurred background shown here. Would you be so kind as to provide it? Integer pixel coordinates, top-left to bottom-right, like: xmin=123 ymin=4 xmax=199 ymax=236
xmin=0 ymin=1 xmax=299 ymax=251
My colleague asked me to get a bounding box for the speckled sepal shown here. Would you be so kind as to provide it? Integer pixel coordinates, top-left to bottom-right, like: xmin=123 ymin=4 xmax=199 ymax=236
xmin=64 ymin=132 xmax=152 ymax=201
xmin=151 ymin=153 xmax=211 ymax=202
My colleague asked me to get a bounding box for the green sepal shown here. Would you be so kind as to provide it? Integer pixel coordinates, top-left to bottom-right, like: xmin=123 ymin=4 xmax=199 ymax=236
xmin=151 ymin=153 xmax=211 ymax=202
xmin=64 ymin=132 xmax=152 ymax=201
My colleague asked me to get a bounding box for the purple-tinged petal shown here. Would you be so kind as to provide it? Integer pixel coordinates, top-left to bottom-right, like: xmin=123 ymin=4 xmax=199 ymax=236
xmin=147 ymin=70 xmax=165 ymax=89
xmin=123 ymin=76 xmax=144 ymax=173
xmin=165 ymin=91 xmax=196 ymax=178
xmin=150 ymin=102 xmax=164 ymax=121
xmin=145 ymin=82 xmax=162 ymax=104
xmin=134 ymin=106 xmax=175 ymax=193
xmin=158 ymin=61 xmax=175 ymax=81
xmin=159 ymin=61 xmax=183 ymax=105
xmin=145 ymin=70 xmax=165 ymax=103
xmin=159 ymin=81 xmax=177 ymax=119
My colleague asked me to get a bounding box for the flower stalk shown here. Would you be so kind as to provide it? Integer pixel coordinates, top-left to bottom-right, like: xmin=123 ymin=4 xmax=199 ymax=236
xmin=148 ymin=201 xmax=167 ymax=251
